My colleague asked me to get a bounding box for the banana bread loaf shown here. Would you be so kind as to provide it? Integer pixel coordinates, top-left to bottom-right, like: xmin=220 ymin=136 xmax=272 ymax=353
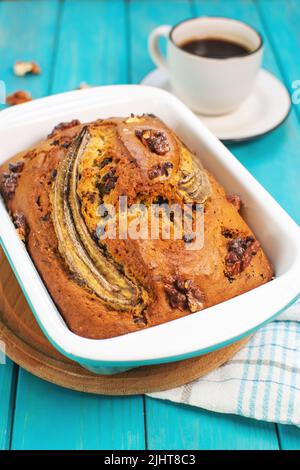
xmin=0 ymin=115 xmax=273 ymax=339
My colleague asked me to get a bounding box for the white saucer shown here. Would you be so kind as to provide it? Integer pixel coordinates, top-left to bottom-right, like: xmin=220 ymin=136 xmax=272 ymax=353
xmin=141 ymin=68 xmax=291 ymax=142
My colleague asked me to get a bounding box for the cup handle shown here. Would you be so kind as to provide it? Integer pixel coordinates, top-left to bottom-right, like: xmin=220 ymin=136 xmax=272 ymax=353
xmin=148 ymin=25 xmax=172 ymax=72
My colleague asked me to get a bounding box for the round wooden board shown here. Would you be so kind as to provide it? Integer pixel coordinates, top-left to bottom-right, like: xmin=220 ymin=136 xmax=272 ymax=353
xmin=0 ymin=248 xmax=249 ymax=395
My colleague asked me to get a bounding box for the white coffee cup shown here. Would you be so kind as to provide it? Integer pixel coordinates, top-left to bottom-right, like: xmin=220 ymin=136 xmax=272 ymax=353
xmin=149 ymin=17 xmax=263 ymax=115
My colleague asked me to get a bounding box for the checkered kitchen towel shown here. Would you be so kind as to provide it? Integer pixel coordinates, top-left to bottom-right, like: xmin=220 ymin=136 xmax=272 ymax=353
xmin=148 ymin=299 xmax=300 ymax=426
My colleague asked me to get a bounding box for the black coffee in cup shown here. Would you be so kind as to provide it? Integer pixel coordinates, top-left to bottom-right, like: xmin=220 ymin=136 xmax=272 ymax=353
xmin=180 ymin=38 xmax=251 ymax=59
xmin=149 ymin=17 xmax=263 ymax=114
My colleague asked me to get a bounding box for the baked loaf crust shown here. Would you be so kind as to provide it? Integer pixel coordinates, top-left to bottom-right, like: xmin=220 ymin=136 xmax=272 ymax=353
xmin=0 ymin=115 xmax=273 ymax=339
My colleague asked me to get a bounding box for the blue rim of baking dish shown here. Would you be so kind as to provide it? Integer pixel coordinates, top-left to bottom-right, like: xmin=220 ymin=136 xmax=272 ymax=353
xmin=1 ymin=237 xmax=300 ymax=369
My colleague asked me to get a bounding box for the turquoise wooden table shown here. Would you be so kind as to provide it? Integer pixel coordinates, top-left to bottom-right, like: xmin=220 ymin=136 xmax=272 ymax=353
xmin=1 ymin=0 xmax=300 ymax=450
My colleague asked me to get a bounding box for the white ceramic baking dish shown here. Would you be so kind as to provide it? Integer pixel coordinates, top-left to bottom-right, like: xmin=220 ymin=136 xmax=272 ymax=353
xmin=1 ymin=85 xmax=300 ymax=375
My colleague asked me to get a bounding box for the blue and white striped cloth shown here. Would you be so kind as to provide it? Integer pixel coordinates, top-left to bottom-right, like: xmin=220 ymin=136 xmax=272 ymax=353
xmin=148 ymin=300 xmax=300 ymax=426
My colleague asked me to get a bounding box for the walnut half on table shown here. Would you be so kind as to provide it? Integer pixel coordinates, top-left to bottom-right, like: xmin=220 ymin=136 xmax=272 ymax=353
xmin=13 ymin=61 xmax=41 ymax=77
xmin=6 ymin=90 xmax=32 ymax=106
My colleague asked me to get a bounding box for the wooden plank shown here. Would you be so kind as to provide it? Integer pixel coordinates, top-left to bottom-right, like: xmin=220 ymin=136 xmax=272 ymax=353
xmin=141 ymin=0 xmax=300 ymax=449
xmin=129 ymin=0 xmax=194 ymax=84
xmin=0 ymin=0 xmax=60 ymax=450
xmin=277 ymin=425 xmax=300 ymax=450
xmin=51 ymin=0 xmax=128 ymax=93
xmin=0 ymin=0 xmax=60 ymax=97
xmin=11 ymin=371 xmax=145 ymax=450
xmin=9 ymin=0 xmax=146 ymax=450
xmin=193 ymin=0 xmax=300 ymax=447
xmin=0 ymin=359 xmax=17 ymax=450
xmin=145 ymin=398 xmax=279 ymax=450
xmin=258 ymin=0 xmax=300 ymax=123
xmin=0 ymin=0 xmax=16 ymax=450
xmin=258 ymin=0 xmax=300 ymax=448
